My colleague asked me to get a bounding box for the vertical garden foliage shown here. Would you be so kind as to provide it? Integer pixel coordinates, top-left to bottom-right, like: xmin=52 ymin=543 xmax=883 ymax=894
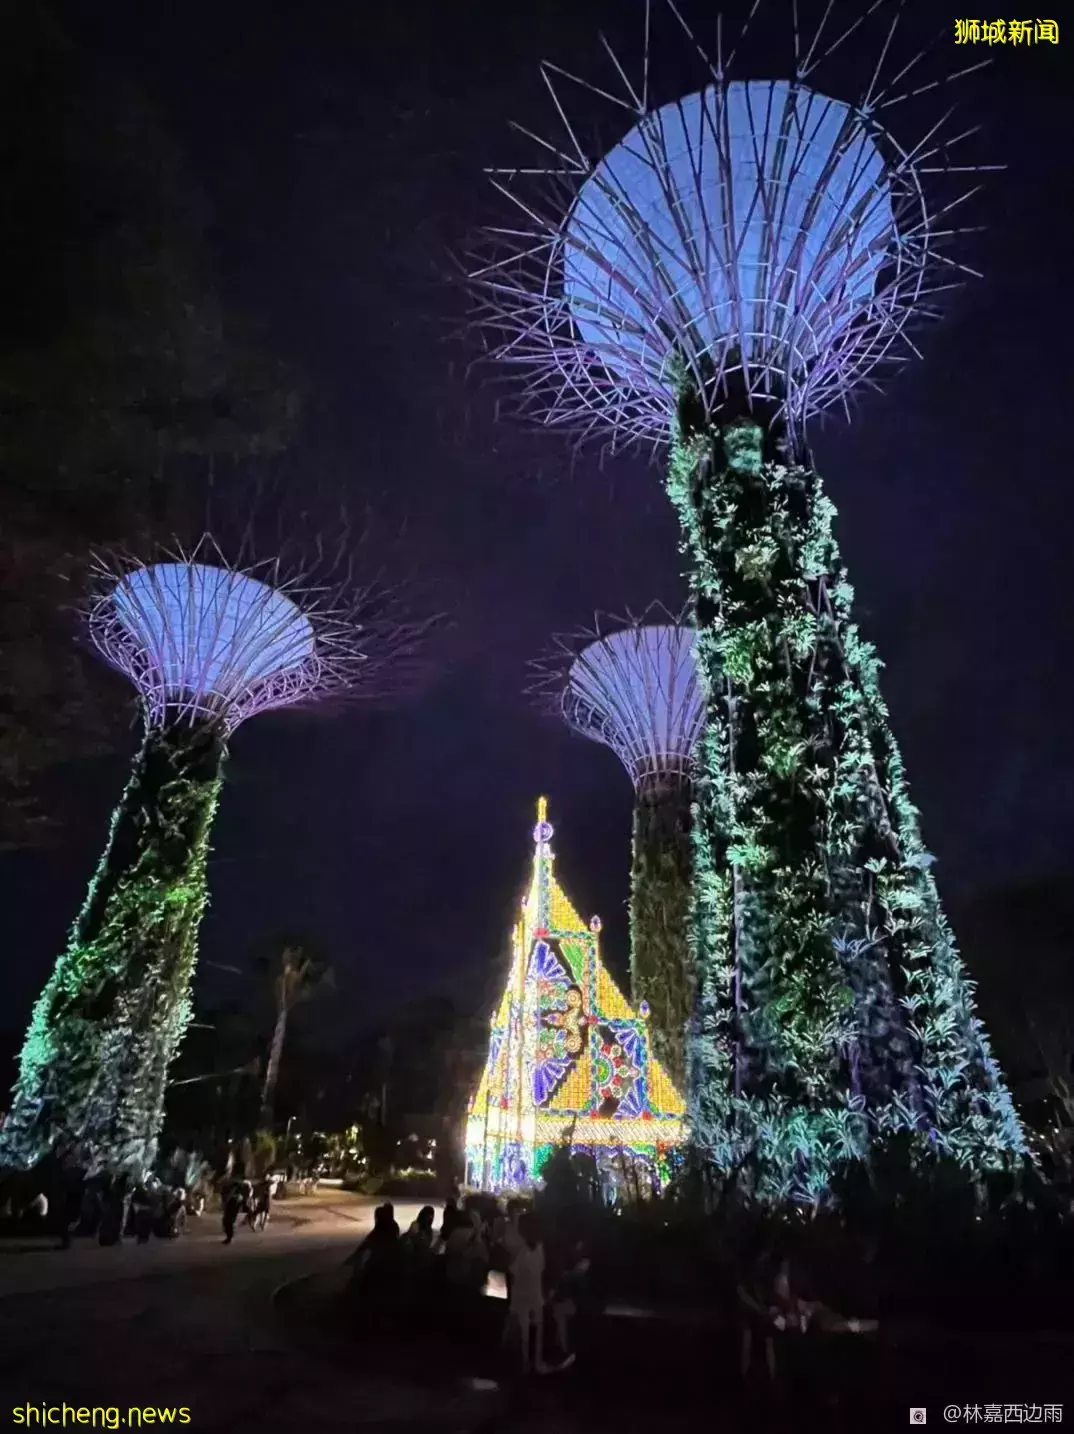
xmin=666 ymin=387 xmax=1024 ymax=1202
xmin=1 ymin=722 xmax=223 ymax=1175
xmin=630 ymin=779 xmax=694 ymax=1089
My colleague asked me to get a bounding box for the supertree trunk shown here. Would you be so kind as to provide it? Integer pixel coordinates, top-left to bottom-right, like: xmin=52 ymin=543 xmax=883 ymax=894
xmin=630 ymin=775 xmax=694 ymax=1090
xmin=666 ymin=386 xmax=1024 ymax=1202
xmin=0 ymin=720 xmax=224 ymax=1176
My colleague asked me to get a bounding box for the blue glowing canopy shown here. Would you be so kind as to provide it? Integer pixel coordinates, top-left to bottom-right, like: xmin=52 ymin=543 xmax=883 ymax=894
xmin=564 ymin=79 xmax=894 ymax=395
xmin=111 ymin=562 xmax=316 ymax=707
xmin=565 ymin=624 xmax=703 ymax=786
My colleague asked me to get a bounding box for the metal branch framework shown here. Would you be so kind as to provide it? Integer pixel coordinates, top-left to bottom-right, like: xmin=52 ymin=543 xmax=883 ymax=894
xmin=86 ymin=535 xmax=435 ymax=734
xmin=531 ymin=603 xmax=703 ymax=786
xmin=470 ymin=0 xmax=994 ymax=449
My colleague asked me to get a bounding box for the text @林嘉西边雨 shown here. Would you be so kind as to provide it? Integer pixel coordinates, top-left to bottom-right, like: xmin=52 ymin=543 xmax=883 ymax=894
xmin=12 ymin=1407 xmax=192 ymax=1428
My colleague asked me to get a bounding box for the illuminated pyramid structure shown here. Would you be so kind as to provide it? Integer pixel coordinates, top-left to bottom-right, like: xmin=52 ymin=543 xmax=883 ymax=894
xmin=466 ymin=798 xmax=686 ymax=1192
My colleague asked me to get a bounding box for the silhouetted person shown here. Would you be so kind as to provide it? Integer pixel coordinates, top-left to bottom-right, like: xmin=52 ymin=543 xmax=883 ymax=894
xmin=98 ymin=1177 xmax=129 ymax=1247
xmin=167 ymin=1189 xmax=187 ymax=1237
xmin=506 ymin=1213 xmax=545 ymax=1373
xmin=31 ymin=1151 xmax=61 ymax=1234
xmin=445 ymin=1208 xmax=488 ymax=1295
xmin=348 ymin=1203 xmax=402 ymax=1301
xmin=222 ymin=1184 xmax=243 ymax=1244
xmin=251 ymin=1179 xmax=271 ymax=1231
xmin=59 ymin=1159 xmax=85 ymax=1250
xmin=406 ymin=1205 xmax=436 ymax=1252
xmin=152 ymin=1185 xmax=172 ymax=1239
xmin=548 ymin=1236 xmax=590 ymax=1369
xmin=79 ymin=1180 xmax=102 ymax=1238
xmin=498 ymin=1199 xmax=526 ymax=1306
xmin=379 ymin=1201 xmax=400 ymax=1238
xmin=402 ymin=1205 xmax=437 ymax=1290
xmin=737 ymin=1231 xmax=803 ymax=1383
xmin=440 ymin=1198 xmax=462 ymax=1243
xmin=130 ymin=1185 xmax=153 ymax=1244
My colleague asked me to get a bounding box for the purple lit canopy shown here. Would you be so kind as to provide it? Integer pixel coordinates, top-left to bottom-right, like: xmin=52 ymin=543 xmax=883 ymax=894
xmin=533 ymin=611 xmax=703 ymax=788
xmin=564 ymin=80 xmax=894 ymax=415
xmin=88 ymin=540 xmax=377 ymax=734
xmin=472 ymin=2 xmax=982 ymax=445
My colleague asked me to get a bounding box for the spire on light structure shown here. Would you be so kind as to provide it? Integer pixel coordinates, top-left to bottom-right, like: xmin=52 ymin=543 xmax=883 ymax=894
xmin=534 ymin=795 xmax=555 ymax=845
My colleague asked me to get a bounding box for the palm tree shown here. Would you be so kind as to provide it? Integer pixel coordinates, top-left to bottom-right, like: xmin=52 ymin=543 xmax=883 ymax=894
xmin=259 ymin=944 xmax=332 ymax=1129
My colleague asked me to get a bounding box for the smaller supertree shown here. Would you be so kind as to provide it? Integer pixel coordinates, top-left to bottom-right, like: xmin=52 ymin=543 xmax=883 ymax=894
xmin=1 ymin=532 xmax=430 ymax=1177
xmin=531 ymin=605 xmax=703 ymax=1086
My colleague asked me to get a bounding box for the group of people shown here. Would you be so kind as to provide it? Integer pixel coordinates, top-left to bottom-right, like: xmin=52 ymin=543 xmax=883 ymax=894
xmin=348 ymin=1195 xmax=591 ymax=1375
xmin=220 ymin=1177 xmax=275 ymax=1243
xmin=736 ymin=1234 xmax=878 ymax=1383
xmin=122 ymin=1179 xmax=190 ymax=1244
xmin=4 ymin=1157 xmax=286 ymax=1251
xmin=9 ymin=1167 xmax=197 ymax=1248
xmin=493 ymin=1199 xmax=590 ymax=1375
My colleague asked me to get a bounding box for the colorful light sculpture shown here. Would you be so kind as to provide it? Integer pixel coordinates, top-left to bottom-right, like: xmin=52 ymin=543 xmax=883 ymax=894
xmin=466 ymin=798 xmax=685 ymax=1192
xmin=0 ymin=537 xmax=429 ymax=1177
xmin=531 ymin=607 xmax=702 ymax=1087
xmin=470 ymin=1 xmax=1024 ymax=1199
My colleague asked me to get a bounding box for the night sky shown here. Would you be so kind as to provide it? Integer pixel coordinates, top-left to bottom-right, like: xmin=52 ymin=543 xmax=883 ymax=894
xmin=4 ymin=1 xmax=1072 ymax=1068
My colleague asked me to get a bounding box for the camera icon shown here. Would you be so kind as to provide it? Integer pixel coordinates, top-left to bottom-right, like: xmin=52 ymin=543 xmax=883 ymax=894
xmin=910 ymin=1413 xmax=927 ymax=1426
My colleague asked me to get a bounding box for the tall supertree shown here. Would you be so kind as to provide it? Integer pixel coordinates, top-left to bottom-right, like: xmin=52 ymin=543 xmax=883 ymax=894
xmin=471 ymin=1 xmax=1025 ymax=1199
xmin=531 ymin=606 xmax=703 ymax=1088
xmin=0 ymin=534 xmax=429 ymax=1177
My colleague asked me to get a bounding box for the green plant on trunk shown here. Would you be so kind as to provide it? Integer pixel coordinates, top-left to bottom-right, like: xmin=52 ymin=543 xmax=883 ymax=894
xmin=630 ymin=776 xmax=694 ymax=1089
xmin=666 ymin=381 xmax=1024 ymax=1202
xmin=0 ymin=721 xmax=223 ymax=1176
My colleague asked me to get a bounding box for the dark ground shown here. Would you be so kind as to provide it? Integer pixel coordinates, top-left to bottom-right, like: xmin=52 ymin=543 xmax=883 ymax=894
xmin=2 ymin=1193 xmax=1072 ymax=1433
xmin=0 ymin=1195 xmax=495 ymax=1431
xmin=277 ymin=1265 xmax=1074 ymax=1431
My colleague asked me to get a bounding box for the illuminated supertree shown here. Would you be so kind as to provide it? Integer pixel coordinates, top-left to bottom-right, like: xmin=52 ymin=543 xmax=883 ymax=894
xmin=531 ymin=606 xmax=703 ymax=1087
xmin=472 ymin=1 xmax=1024 ymax=1198
xmin=0 ymin=534 xmax=429 ymax=1177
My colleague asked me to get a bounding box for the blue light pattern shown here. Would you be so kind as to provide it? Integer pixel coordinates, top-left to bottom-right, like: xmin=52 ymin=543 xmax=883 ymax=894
xmin=565 ymin=80 xmax=891 ymax=394
xmin=566 ymin=623 xmax=703 ymax=785
xmin=100 ymin=562 xmax=319 ymax=730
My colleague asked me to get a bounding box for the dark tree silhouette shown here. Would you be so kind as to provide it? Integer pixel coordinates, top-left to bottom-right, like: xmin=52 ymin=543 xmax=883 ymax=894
xmin=258 ymin=944 xmax=333 ymax=1130
xmin=960 ymin=878 xmax=1074 ymax=1125
xmin=0 ymin=0 xmax=303 ymax=849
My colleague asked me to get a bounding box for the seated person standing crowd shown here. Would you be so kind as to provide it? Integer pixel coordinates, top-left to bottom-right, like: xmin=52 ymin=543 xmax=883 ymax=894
xmin=345 ymin=1192 xmax=591 ymax=1373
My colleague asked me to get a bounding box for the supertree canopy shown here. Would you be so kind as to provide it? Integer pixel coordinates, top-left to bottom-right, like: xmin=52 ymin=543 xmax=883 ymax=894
xmin=0 ymin=536 xmax=427 ymax=1177
xmin=472 ymin=1 xmax=1024 ymax=1199
xmin=531 ymin=607 xmax=703 ymax=1087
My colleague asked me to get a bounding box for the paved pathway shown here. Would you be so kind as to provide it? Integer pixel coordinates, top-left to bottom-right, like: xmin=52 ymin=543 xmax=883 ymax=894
xmin=0 ymin=1192 xmax=375 ymax=1297
xmin=0 ymin=1193 xmax=503 ymax=1431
